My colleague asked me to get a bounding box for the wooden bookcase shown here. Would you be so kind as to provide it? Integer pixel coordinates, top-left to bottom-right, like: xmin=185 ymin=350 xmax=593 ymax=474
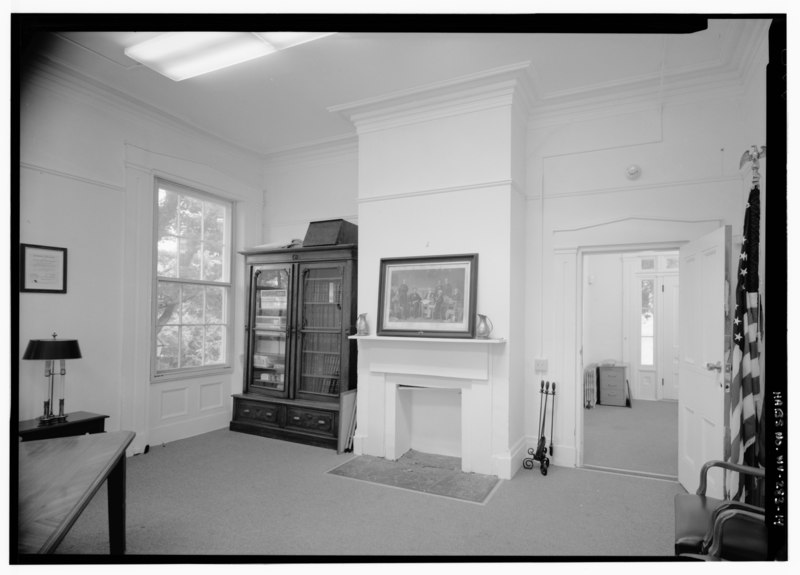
xmin=230 ymin=244 xmax=357 ymax=451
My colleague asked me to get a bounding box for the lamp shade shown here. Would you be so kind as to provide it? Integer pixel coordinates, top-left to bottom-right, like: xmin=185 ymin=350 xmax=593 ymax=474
xmin=23 ymin=338 xmax=82 ymax=360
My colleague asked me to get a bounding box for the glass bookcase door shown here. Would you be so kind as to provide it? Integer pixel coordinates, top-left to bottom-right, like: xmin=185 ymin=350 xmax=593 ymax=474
xmin=297 ymin=264 xmax=345 ymax=401
xmin=249 ymin=265 xmax=291 ymax=396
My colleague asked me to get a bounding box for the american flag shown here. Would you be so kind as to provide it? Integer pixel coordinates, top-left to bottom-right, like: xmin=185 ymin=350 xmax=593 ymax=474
xmin=727 ymin=184 xmax=764 ymax=504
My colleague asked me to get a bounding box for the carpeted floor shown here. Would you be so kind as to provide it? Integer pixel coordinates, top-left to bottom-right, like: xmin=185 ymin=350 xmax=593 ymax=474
xmin=583 ymin=400 xmax=678 ymax=478
xmin=328 ymin=449 xmax=500 ymax=504
xmin=53 ymin=428 xmax=684 ymax=557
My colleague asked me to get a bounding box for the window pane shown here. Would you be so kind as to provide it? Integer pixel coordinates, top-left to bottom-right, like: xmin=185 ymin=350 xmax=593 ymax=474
xmin=205 ymin=325 xmax=225 ymax=365
xmin=157 ymin=282 xmax=180 ymax=325
xmin=181 ymin=284 xmax=204 ymax=325
xmin=204 ymin=201 xmax=226 ymax=244
xmin=156 ymin=326 xmax=179 ymax=370
xmin=179 ymin=238 xmax=202 ymax=279
xmin=178 ymin=195 xmax=203 ymax=238
xmin=157 ymin=236 xmax=178 ymax=278
xmin=641 ymin=258 xmax=655 ymax=270
xmin=641 ymin=336 xmax=654 ymax=366
xmin=181 ymin=326 xmax=204 ymax=367
xmin=641 ymin=279 xmax=655 ymax=366
xmin=158 ymin=189 xmax=179 ymax=237
xmin=202 ymin=241 xmax=224 ymax=282
xmin=205 ymin=286 xmax=226 ymax=324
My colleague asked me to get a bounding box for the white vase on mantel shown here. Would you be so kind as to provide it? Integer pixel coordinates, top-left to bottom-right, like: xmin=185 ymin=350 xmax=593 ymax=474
xmin=356 ymin=313 xmax=369 ymax=336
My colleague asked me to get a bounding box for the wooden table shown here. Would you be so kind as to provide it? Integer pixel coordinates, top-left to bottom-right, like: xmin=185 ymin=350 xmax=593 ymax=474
xmin=18 ymin=411 xmax=109 ymax=442
xmin=17 ymin=430 xmax=135 ymax=555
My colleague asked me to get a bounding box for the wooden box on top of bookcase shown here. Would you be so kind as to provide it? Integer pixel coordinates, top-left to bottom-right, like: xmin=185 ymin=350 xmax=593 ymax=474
xmin=230 ymin=242 xmax=358 ymax=452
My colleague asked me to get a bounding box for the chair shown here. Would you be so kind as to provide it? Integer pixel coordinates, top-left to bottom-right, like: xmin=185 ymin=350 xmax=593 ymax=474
xmin=674 ymin=460 xmax=766 ymax=560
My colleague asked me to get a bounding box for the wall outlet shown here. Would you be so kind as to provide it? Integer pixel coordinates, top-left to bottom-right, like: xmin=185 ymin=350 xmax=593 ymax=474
xmin=534 ymin=358 xmax=548 ymax=372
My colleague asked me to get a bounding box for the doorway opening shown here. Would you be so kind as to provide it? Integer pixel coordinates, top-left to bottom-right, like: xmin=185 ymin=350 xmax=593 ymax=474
xmin=580 ymin=249 xmax=679 ymax=479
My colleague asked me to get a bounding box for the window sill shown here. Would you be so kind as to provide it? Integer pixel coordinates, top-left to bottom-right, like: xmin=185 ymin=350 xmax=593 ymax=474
xmin=151 ymin=366 xmax=233 ymax=384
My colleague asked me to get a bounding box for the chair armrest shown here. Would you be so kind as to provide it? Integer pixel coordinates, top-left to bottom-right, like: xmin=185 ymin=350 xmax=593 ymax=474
xmin=696 ymin=460 xmax=765 ymax=495
xmin=706 ymin=509 xmax=766 ymax=559
xmin=702 ymin=501 xmax=764 ymax=552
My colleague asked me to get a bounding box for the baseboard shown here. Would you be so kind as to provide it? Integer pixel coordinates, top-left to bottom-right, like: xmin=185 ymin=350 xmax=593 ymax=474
xmin=148 ymin=411 xmax=230 ymax=447
xmin=492 ymin=435 xmax=528 ymax=479
xmin=523 ymin=434 xmax=575 ymax=469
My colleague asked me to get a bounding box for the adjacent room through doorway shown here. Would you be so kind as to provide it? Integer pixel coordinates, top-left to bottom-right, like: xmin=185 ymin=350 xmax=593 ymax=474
xmin=581 ymin=250 xmax=679 ymax=479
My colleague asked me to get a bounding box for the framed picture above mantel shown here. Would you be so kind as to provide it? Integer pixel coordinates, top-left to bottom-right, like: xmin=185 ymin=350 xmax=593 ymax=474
xmin=377 ymin=254 xmax=477 ymax=338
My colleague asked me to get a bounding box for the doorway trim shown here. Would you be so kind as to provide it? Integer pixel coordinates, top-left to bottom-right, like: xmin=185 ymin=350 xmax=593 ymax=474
xmin=551 ymin=216 xmax=722 ymax=468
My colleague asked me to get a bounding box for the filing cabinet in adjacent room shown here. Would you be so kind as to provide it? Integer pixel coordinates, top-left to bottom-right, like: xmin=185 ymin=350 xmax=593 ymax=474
xmin=598 ymin=365 xmax=627 ymax=407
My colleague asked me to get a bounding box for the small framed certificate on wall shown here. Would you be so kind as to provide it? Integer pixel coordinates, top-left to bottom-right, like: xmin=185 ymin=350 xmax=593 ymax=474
xmin=20 ymin=244 xmax=67 ymax=293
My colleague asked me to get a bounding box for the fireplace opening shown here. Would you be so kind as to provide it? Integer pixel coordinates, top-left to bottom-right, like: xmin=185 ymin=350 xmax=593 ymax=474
xmin=397 ymin=386 xmax=461 ymax=459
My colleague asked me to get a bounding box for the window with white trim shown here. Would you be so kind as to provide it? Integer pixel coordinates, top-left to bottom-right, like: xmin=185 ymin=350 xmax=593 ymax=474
xmin=153 ymin=179 xmax=233 ymax=377
xmin=640 ymin=278 xmax=655 ymax=366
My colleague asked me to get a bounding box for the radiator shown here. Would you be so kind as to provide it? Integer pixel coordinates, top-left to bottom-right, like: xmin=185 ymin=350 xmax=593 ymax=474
xmin=584 ymin=364 xmax=598 ymax=408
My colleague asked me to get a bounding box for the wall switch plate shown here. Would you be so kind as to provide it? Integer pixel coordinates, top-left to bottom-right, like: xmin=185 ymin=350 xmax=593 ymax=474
xmin=534 ymin=358 xmax=548 ymax=372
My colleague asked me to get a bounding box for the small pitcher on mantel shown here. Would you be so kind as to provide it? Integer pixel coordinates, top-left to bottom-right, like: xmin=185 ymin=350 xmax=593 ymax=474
xmin=356 ymin=313 xmax=369 ymax=336
xmin=476 ymin=314 xmax=493 ymax=339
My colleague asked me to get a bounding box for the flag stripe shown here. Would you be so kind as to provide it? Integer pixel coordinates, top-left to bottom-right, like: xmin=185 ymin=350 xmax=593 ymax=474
xmin=726 ymin=184 xmax=763 ymax=504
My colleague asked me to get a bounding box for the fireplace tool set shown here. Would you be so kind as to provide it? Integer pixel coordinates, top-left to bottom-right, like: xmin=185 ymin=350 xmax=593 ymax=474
xmin=523 ymin=380 xmax=556 ymax=476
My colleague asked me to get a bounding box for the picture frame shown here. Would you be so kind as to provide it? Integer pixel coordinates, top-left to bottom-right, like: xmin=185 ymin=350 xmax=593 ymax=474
xmin=20 ymin=244 xmax=67 ymax=293
xmin=377 ymin=254 xmax=478 ymax=338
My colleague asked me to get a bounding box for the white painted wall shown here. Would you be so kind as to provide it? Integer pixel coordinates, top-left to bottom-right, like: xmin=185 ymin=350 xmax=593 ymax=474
xmin=15 ymin=27 xmax=769 ymax=469
xmin=262 ymin=140 xmax=359 ymax=243
xmin=582 ymin=253 xmax=624 ymax=365
xmin=259 ymin=43 xmax=768 ymax=474
xmin=18 ymin=63 xmax=264 ymax=452
xmin=527 ymin=86 xmax=768 ymax=467
xmin=351 ymin=89 xmax=526 ymax=477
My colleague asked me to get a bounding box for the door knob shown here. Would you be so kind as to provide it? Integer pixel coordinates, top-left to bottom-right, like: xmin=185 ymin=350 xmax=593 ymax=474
xmin=705 ymin=361 xmax=722 ymax=372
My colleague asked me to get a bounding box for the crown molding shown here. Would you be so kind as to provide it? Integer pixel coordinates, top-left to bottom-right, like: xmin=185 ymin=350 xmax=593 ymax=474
xmin=25 ymin=56 xmax=265 ymax=165
xmin=263 ymin=135 xmax=358 ymax=170
xmin=735 ymin=19 xmax=771 ymax=88
xmin=528 ymin=19 xmax=769 ymax=127
xmin=23 ymin=20 xmax=769 ymax=163
xmin=330 ymin=62 xmax=535 ymax=135
xmin=529 ymin=66 xmax=745 ymax=129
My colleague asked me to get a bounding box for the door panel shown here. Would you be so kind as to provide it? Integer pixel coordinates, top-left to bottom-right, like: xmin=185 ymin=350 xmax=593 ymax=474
xmin=296 ymin=262 xmax=348 ymax=402
xmin=678 ymin=226 xmax=730 ymax=497
xmin=247 ymin=264 xmax=293 ymax=399
xmin=659 ymin=275 xmax=680 ymax=400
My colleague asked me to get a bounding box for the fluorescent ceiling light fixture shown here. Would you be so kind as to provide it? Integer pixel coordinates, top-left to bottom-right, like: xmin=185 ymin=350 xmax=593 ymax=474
xmin=125 ymin=32 xmax=334 ymax=82
xmin=254 ymin=32 xmax=336 ymax=50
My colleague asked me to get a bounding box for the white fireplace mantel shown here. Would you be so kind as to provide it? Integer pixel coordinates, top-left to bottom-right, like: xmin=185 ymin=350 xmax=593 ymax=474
xmin=353 ymin=335 xmax=508 ymax=477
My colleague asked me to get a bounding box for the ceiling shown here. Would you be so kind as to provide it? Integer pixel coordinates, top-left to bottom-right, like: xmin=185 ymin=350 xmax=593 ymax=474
xmin=20 ymin=16 xmax=768 ymax=157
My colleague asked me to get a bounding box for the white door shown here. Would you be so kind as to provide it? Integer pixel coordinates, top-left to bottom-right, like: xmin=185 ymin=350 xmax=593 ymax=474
xmin=659 ymin=275 xmax=680 ymax=401
xmin=678 ymin=226 xmax=730 ymax=497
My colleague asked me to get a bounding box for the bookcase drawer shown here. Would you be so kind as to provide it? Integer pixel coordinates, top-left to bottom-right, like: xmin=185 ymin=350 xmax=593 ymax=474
xmin=285 ymin=406 xmax=337 ymax=437
xmin=235 ymin=399 xmax=283 ymax=426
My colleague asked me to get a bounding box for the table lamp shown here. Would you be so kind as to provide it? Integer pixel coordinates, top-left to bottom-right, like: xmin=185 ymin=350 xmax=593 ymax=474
xmin=23 ymin=332 xmax=82 ymax=425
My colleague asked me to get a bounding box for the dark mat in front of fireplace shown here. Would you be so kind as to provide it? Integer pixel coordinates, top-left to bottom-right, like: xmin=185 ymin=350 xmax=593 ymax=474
xmin=327 ymin=449 xmax=500 ymax=504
